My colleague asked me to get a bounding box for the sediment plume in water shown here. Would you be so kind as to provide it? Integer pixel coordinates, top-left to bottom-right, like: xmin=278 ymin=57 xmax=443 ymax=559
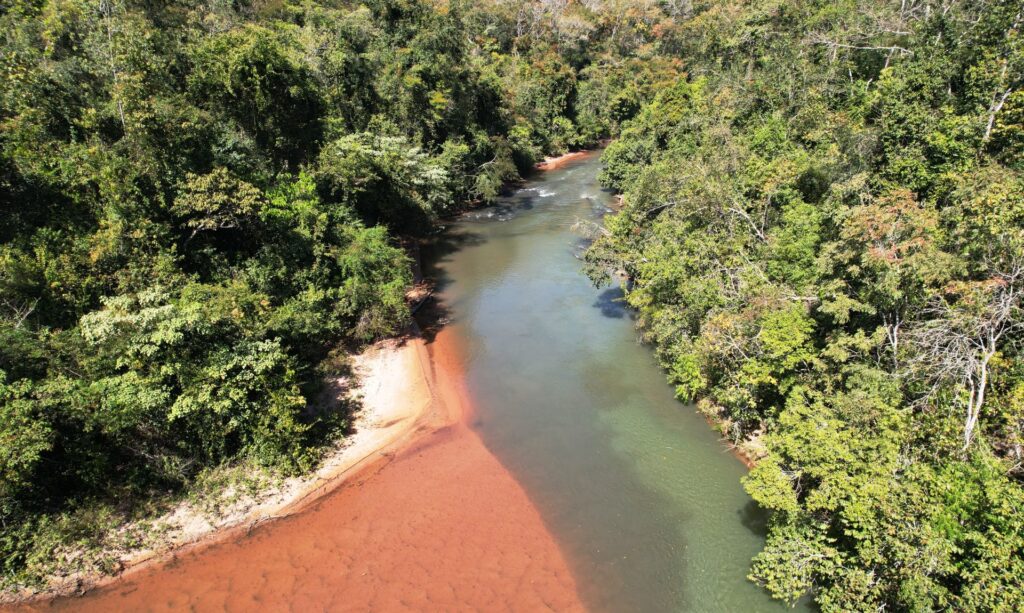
xmin=18 ymin=327 xmax=584 ymax=612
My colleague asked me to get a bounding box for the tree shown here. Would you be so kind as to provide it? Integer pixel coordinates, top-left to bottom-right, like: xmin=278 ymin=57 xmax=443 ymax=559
xmin=186 ymin=24 xmax=322 ymax=167
xmin=908 ymin=263 xmax=1024 ymax=450
xmin=585 ymin=1 xmax=1024 ymax=608
xmin=172 ymin=168 xmax=266 ymax=247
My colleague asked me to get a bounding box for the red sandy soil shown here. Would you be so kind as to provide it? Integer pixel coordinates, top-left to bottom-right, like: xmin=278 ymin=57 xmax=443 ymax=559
xmin=17 ymin=327 xmax=585 ymax=613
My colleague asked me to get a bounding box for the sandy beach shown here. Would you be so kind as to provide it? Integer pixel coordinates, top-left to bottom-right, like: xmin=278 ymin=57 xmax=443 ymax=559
xmin=535 ymin=150 xmax=593 ymax=171
xmin=4 ymin=151 xmax=600 ymax=613
xmin=14 ymin=323 xmax=584 ymax=612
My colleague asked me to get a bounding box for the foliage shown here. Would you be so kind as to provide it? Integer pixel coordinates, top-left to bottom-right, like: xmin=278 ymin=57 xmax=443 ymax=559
xmin=587 ymin=1 xmax=1024 ymax=609
xmin=0 ymin=0 xmax=683 ymax=590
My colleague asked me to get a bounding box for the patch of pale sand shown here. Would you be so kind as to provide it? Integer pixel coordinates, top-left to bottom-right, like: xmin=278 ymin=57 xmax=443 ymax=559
xmin=5 ymin=336 xmax=434 ymax=608
xmin=28 ymin=328 xmax=587 ymax=613
xmin=534 ymin=149 xmax=595 ymax=170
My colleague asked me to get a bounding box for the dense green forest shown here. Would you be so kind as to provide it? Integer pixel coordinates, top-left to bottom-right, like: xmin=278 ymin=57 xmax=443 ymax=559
xmin=0 ymin=0 xmax=680 ymax=589
xmin=4 ymin=0 xmax=1024 ymax=609
xmin=587 ymin=0 xmax=1024 ymax=610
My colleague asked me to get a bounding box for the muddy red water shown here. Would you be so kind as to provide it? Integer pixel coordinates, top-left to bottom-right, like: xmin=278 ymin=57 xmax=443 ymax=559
xmin=22 ymin=328 xmax=584 ymax=612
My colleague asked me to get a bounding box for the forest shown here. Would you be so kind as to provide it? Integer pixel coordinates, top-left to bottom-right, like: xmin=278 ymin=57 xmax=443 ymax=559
xmin=587 ymin=0 xmax=1024 ymax=610
xmin=2 ymin=0 xmax=1023 ymax=610
xmin=0 ymin=0 xmax=681 ymax=591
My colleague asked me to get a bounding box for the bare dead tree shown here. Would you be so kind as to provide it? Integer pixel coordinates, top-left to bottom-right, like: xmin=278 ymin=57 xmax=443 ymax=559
xmin=882 ymin=310 xmax=903 ymax=369
xmin=98 ymin=0 xmax=127 ymax=130
xmin=810 ymin=37 xmax=914 ymax=60
xmin=725 ymin=194 xmax=769 ymax=242
xmin=906 ymin=261 xmax=1024 ymax=450
xmin=802 ymin=0 xmax=969 ymax=73
xmin=1 ymin=297 xmax=38 ymax=329
xmin=570 ymin=217 xmax=611 ymax=240
xmin=982 ymin=8 xmax=1023 ymax=142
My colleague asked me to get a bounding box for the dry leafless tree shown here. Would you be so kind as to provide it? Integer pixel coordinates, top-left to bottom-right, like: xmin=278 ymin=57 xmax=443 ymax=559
xmin=906 ymin=260 xmax=1024 ymax=450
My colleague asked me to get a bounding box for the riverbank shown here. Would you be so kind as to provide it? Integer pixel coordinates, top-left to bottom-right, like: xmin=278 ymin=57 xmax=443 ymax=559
xmin=535 ymin=149 xmax=594 ymax=171
xmin=3 ymin=334 xmax=434 ymax=607
xmin=4 ymin=151 xmax=595 ymax=611
xmin=537 ymin=149 xmax=761 ymax=475
xmin=16 ymin=323 xmax=584 ymax=612
xmin=407 ymin=149 xmax=782 ymax=611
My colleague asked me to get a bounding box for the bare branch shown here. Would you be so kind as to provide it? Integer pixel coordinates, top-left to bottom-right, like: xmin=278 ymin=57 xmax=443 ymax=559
xmin=906 ymin=260 xmax=1024 ymax=450
xmin=1 ymin=297 xmax=38 ymax=329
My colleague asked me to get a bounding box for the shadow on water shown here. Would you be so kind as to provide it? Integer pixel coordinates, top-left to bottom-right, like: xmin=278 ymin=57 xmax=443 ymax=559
xmin=739 ymin=499 xmax=771 ymax=538
xmin=592 ymin=287 xmax=630 ymax=319
xmin=413 ymin=296 xmax=448 ymax=344
xmin=422 ymin=227 xmax=488 ymax=285
xmin=572 ymin=236 xmax=594 ymax=260
xmin=415 ymin=226 xmax=486 ymax=343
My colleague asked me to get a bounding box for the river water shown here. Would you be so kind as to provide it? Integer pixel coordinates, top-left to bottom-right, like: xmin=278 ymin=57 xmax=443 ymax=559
xmin=22 ymin=151 xmax=787 ymax=613
xmin=422 ymin=151 xmax=784 ymax=612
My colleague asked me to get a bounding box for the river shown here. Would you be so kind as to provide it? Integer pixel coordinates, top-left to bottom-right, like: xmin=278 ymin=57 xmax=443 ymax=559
xmin=26 ymin=151 xmax=785 ymax=612
xmin=421 ymin=150 xmax=784 ymax=612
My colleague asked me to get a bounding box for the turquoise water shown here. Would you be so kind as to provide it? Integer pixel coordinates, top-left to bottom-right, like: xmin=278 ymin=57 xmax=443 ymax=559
xmin=422 ymin=153 xmax=790 ymax=612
